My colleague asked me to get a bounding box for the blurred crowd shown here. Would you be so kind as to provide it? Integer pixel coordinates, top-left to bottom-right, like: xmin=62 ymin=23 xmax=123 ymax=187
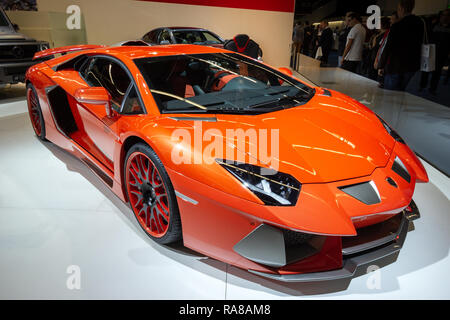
xmin=0 ymin=0 xmax=37 ymax=11
xmin=292 ymin=0 xmax=450 ymax=94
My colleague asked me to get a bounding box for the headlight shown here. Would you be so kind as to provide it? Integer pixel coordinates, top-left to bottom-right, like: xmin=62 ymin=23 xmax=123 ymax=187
xmin=216 ymin=159 xmax=301 ymax=206
xmin=39 ymin=43 xmax=49 ymax=51
xmin=376 ymin=115 xmax=405 ymax=144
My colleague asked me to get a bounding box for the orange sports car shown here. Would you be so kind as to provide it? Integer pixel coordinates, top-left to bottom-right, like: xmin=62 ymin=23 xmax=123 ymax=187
xmin=26 ymin=43 xmax=428 ymax=282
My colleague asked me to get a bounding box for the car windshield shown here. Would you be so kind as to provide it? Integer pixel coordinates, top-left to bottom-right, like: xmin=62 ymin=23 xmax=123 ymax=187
xmin=134 ymin=53 xmax=314 ymax=115
xmin=172 ymin=30 xmax=222 ymax=45
xmin=0 ymin=10 xmax=11 ymax=27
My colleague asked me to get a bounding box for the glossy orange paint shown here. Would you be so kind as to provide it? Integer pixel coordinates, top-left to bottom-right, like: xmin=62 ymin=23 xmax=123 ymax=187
xmin=25 ymin=44 xmax=428 ymax=275
xmin=33 ymin=44 xmax=105 ymax=60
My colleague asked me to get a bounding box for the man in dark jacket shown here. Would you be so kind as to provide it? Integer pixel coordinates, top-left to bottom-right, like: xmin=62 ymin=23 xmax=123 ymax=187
xmin=318 ymin=20 xmax=333 ymax=67
xmin=378 ymin=0 xmax=424 ymax=91
xmin=302 ymin=21 xmax=313 ymax=56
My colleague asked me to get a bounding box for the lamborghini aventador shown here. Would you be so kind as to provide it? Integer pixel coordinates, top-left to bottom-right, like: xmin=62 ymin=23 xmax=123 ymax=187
xmin=26 ymin=43 xmax=428 ymax=281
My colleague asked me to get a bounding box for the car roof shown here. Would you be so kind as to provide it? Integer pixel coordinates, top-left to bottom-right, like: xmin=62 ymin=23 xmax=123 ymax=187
xmin=148 ymin=27 xmax=209 ymax=32
xmin=166 ymin=27 xmax=207 ymax=30
xmin=95 ymin=44 xmax=229 ymax=59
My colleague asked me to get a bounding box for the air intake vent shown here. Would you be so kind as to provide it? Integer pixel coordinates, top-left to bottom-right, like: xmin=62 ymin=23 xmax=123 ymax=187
xmin=386 ymin=177 xmax=398 ymax=188
xmin=233 ymin=224 xmax=324 ymax=267
xmin=392 ymin=157 xmax=411 ymax=183
xmin=339 ymin=181 xmax=381 ymax=205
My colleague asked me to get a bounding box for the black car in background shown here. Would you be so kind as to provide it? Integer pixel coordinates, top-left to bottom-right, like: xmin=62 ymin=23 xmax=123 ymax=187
xmin=142 ymin=27 xmax=224 ymax=48
xmin=0 ymin=7 xmax=49 ymax=86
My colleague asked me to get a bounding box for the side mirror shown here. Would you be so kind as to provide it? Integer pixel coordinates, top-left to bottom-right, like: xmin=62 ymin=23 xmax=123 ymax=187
xmin=74 ymin=87 xmax=113 ymax=117
xmin=278 ymin=67 xmax=293 ymax=77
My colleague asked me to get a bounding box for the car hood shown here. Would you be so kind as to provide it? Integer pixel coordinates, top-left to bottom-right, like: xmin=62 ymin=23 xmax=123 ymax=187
xmin=200 ymin=91 xmax=395 ymax=184
xmin=0 ymin=29 xmax=34 ymax=41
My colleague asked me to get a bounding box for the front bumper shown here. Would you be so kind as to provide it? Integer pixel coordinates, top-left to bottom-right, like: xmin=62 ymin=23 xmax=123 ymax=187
xmin=0 ymin=58 xmax=50 ymax=84
xmin=247 ymin=205 xmax=418 ymax=282
xmin=0 ymin=61 xmax=35 ymax=83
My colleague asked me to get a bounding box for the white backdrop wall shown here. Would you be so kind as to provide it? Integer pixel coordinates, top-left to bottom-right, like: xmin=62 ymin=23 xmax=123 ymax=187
xmin=37 ymin=0 xmax=295 ymax=67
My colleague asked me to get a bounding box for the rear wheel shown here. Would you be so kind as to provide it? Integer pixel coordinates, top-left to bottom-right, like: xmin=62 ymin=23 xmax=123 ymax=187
xmin=26 ymin=83 xmax=46 ymax=140
xmin=124 ymin=143 xmax=182 ymax=244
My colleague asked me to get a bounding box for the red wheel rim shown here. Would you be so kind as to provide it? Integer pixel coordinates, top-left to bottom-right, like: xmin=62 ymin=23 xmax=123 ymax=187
xmin=126 ymin=152 xmax=170 ymax=238
xmin=27 ymin=88 xmax=42 ymax=136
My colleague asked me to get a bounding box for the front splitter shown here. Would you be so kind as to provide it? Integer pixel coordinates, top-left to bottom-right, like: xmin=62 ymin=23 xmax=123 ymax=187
xmin=248 ymin=212 xmax=411 ymax=282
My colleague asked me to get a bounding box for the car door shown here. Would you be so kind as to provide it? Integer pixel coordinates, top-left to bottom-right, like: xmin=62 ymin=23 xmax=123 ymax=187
xmin=77 ymin=56 xmax=132 ymax=168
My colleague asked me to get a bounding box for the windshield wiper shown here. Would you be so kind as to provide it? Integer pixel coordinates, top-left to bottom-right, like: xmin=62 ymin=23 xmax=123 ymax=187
xmin=209 ymin=107 xmax=283 ymax=114
xmin=248 ymin=93 xmax=311 ymax=109
xmin=247 ymin=99 xmax=280 ymax=109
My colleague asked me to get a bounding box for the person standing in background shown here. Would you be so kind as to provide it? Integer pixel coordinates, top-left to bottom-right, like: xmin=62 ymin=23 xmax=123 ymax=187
xmin=318 ymin=20 xmax=333 ymax=67
xmin=341 ymin=13 xmax=366 ymax=73
xmin=369 ymin=17 xmax=391 ymax=80
xmin=312 ymin=24 xmax=320 ymax=58
xmin=420 ymin=9 xmax=450 ymax=95
xmin=292 ymin=21 xmax=304 ymax=56
xmin=302 ymin=21 xmax=313 ymax=56
xmin=291 ymin=21 xmax=304 ymax=68
xmin=338 ymin=12 xmax=353 ymax=67
xmin=374 ymin=11 xmax=399 ymax=88
xmin=378 ymin=0 xmax=424 ymax=91
xmin=391 ymin=11 xmax=399 ymax=25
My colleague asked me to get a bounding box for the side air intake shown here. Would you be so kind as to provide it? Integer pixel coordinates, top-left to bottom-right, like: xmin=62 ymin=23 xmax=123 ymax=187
xmin=392 ymin=156 xmax=411 ymax=183
xmin=339 ymin=181 xmax=381 ymax=205
xmin=233 ymin=224 xmax=324 ymax=268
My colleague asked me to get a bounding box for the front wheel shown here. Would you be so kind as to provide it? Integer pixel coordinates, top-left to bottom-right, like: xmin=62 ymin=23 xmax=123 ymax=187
xmin=124 ymin=143 xmax=182 ymax=244
xmin=26 ymin=83 xmax=46 ymax=140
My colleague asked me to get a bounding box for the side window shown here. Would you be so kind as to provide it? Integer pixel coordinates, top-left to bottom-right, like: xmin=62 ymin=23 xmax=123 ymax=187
xmin=150 ymin=30 xmax=159 ymax=43
xmin=121 ymin=85 xmax=144 ymax=115
xmin=203 ymin=32 xmax=221 ymax=43
xmin=159 ymin=30 xmax=172 ymax=43
xmin=142 ymin=32 xmax=151 ymax=43
xmin=80 ymin=57 xmax=132 ymax=110
xmin=143 ymin=30 xmax=158 ymax=43
xmin=79 ymin=57 xmax=97 ymax=84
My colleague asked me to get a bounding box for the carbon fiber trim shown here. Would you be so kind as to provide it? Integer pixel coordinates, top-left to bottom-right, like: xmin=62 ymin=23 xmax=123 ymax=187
xmin=342 ymin=213 xmax=406 ymax=255
xmin=248 ymin=213 xmax=410 ymax=282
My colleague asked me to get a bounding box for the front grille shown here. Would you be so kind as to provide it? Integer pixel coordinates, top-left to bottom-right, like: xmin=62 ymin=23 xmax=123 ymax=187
xmin=0 ymin=44 xmax=39 ymax=60
xmin=4 ymin=65 xmax=29 ymax=75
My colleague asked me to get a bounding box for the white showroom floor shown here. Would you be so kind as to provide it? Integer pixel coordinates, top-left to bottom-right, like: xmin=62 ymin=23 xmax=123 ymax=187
xmin=0 ymin=76 xmax=449 ymax=299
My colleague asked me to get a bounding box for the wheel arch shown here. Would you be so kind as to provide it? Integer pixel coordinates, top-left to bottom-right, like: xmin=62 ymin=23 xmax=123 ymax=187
xmin=120 ymin=134 xmax=183 ymax=243
xmin=120 ymin=135 xmax=150 ymax=202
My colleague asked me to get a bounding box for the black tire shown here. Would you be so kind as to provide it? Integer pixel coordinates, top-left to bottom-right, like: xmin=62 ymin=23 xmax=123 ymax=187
xmin=26 ymin=83 xmax=46 ymax=140
xmin=124 ymin=142 xmax=182 ymax=244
